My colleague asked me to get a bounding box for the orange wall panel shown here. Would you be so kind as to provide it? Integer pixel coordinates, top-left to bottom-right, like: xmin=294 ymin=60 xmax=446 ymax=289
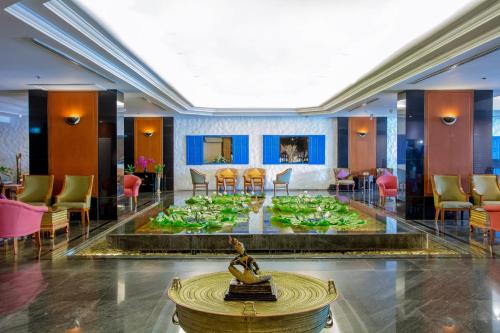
xmin=348 ymin=117 xmax=376 ymax=175
xmin=48 ymin=91 xmax=98 ymax=196
xmin=424 ymin=90 xmax=473 ymax=195
xmin=134 ymin=117 xmax=163 ymax=171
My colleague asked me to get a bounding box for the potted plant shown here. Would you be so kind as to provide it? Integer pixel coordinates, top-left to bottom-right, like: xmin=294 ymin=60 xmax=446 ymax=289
xmin=136 ymin=156 xmax=155 ymax=173
xmin=154 ymin=164 xmax=165 ymax=194
xmin=125 ymin=164 xmax=135 ymax=175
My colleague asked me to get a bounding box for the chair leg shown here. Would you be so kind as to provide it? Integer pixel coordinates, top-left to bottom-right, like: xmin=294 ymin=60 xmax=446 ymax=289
xmin=286 ymin=184 xmax=289 ymax=196
xmin=85 ymin=210 xmax=90 ymax=225
xmin=434 ymin=208 xmax=440 ymax=223
xmin=192 ymin=185 xmax=195 ymax=196
xmin=80 ymin=210 xmax=86 ymax=224
xmin=205 ymin=185 xmax=208 ymax=196
xmin=34 ymin=232 xmax=41 ymax=248
xmin=440 ymin=209 xmax=445 ymax=224
xmin=274 ymin=185 xmax=276 ymax=197
xmin=13 ymin=237 xmax=18 ymax=255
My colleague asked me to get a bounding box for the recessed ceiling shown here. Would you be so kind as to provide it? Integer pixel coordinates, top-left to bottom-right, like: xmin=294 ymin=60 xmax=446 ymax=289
xmin=74 ymin=0 xmax=476 ymax=109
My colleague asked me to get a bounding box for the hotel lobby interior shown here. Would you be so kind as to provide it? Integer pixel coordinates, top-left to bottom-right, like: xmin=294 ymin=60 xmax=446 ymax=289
xmin=0 ymin=0 xmax=500 ymax=332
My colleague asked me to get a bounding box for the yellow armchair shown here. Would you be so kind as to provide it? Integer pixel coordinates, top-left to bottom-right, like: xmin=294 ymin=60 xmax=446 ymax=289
xmin=471 ymin=174 xmax=500 ymax=206
xmin=215 ymin=168 xmax=238 ymax=193
xmin=243 ymin=168 xmax=265 ymax=193
xmin=54 ymin=175 xmax=94 ymax=224
xmin=431 ymin=175 xmax=472 ymax=223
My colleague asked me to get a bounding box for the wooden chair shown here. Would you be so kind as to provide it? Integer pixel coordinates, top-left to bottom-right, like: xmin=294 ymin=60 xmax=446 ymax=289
xmin=273 ymin=168 xmax=292 ymax=196
xmin=190 ymin=169 xmax=208 ymax=196
xmin=215 ymin=168 xmax=238 ymax=193
xmin=332 ymin=168 xmax=355 ymax=192
xmin=243 ymin=168 xmax=266 ymax=193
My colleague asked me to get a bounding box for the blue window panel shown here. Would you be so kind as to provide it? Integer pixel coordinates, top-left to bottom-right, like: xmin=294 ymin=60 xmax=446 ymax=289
xmin=186 ymin=135 xmax=204 ymax=165
xmin=232 ymin=135 xmax=249 ymax=164
xmin=263 ymin=135 xmax=280 ymax=164
xmin=493 ymin=136 xmax=500 ymax=160
xmin=308 ymin=135 xmax=325 ymax=164
xmin=397 ymin=134 xmax=406 ymax=164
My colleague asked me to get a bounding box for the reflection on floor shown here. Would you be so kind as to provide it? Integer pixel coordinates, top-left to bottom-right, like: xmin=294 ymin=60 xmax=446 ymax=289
xmin=0 ymin=192 xmax=165 ymax=262
xmin=1 ymin=190 xmax=500 ymax=332
xmin=0 ymin=258 xmax=499 ymax=332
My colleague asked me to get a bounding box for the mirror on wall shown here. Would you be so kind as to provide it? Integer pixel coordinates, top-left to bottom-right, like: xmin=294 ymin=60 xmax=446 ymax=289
xmin=279 ymin=136 xmax=308 ymax=164
xmin=203 ymin=136 xmax=233 ymax=164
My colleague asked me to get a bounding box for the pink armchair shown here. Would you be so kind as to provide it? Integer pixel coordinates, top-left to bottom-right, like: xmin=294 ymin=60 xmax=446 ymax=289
xmin=376 ymin=175 xmax=398 ymax=206
xmin=124 ymin=175 xmax=141 ymax=207
xmin=0 ymin=200 xmax=47 ymax=255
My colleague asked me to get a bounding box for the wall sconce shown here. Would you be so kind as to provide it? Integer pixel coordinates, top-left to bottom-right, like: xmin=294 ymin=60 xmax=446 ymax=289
xmin=357 ymin=131 xmax=367 ymax=138
xmin=64 ymin=116 xmax=80 ymax=126
xmin=441 ymin=116 xmax=457 ymax=126
xmin=143 ymin=131 xmax=154 ymax=137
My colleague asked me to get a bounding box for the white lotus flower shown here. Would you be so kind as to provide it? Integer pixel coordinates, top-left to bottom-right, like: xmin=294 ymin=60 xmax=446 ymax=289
xmin=316 ymin=206 xmax=322 ymax=212
xmin=223 ymin=191 xmax=228 ymax=195
xmin=212 ymin=191 xmax=217 ymax=196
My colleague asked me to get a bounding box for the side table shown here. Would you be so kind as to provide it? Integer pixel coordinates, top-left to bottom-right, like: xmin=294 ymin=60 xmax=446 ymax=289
xmin=41 ymin=208 xmax=69 ymax=239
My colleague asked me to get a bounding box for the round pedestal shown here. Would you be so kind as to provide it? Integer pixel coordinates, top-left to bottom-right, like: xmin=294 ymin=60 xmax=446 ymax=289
xmin=168 ymin=271 xmax=337 ymax=333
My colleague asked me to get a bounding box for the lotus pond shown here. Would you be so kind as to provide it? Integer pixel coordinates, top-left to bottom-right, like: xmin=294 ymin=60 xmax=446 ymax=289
xmin=147 ymin=193 xmax=370 ymax=233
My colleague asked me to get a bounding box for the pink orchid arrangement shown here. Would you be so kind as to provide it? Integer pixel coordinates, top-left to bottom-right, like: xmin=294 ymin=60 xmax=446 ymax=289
xmin=136 ymin=156 xmax=155 ymax=172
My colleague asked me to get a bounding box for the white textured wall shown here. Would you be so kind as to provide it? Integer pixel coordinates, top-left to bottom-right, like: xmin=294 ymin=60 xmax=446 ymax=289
xmin=387 ymin=116 xmax=397 ymax=172
xmin=174 ymin=116 xmax=335 ymax=190
xmin=0 ymin=116 xmax=29 ymax=179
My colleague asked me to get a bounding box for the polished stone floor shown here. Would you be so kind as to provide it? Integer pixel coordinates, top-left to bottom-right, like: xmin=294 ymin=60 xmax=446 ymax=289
xmin=1 ymin=190 xmax=500 ymax=332
xmin=0 ymin=257 xmax=499 ymax=332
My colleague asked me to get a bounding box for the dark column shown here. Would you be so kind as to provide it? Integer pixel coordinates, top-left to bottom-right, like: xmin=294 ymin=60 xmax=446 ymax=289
xmin=404 ymin=90 xmax=431 ymax=219
xmin=163 ymin=117 xmax=174 ymax=191
xmin=376 ymin=117 xmax=387 ymax=168
xmin=337 ymin=117 xmax=349 ymax=168
xmin=28 ymin=90 xmax=48 ymax=174
xmin=473 ymin=90 xmax=493 ymax=174
xmin=97 ymin=90 xmax=118 ymax=220
xmin=124 ymin=117 xmax=135 ymax=170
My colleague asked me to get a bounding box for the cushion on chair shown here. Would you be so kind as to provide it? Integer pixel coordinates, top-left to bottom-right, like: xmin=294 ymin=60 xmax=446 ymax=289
xmin=481 ymin=201 xmax=500 ymax=206
xmin=56 ymin=202 xmax=89 ymax=209
xmin=438 ymin=201 xmax=472 ymax=209
xmin=383 ymin=189 xmax=398 ymax=196
xmin=337 ymin=169 xmax=349 ymax=179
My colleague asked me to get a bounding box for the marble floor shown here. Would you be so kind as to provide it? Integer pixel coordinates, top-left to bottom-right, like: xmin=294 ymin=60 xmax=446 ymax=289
xmin=1 ymin=190 xmax=500 ymax=332
xmin=0 ymin=257 xmax=499 ymax=332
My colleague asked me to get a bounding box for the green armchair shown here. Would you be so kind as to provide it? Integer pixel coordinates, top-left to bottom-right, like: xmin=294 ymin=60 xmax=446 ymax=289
xmin=17 ymin=175 xmax=54 ymax=206
xmin=471 ymin=174 xmax=500 ymax=206
xmin=54 ymin=175 xmax=94 ymax=224
xmin=190 ymin=169 xmax=208 ymax=196
xmin=431 ymin=175 xmax=472 ymax=223
xmin=273 ymin=168 xmax=292 ymax=196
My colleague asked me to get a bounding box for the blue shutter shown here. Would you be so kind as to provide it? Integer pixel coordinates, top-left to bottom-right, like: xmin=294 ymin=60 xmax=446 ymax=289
xmin=232 ymin=135 xmax=249 ymax=164
xmin=493 ymin=136 xmax=500 ymax=160
xmin=186 ymin=135 xmax=204 ymax=165
xmin=263 ymin=135 xmax=280 ymax=164
xmin=308 ymin=135 xmax=325 ymax=164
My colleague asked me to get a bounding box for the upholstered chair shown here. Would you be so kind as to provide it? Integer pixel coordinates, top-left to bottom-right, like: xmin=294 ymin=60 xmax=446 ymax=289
xmin=471 ymin=174 xmax=500 ymax=206
xmin=54 ymin=175 xmax=94 ymax=225
xmin=332 ymin=168 xmax=355 ymax=192
xmin=376 ymin=175 xmax=398 ymax=206
xmin=17 ymin=175 xmax=54 ymax=207
xmin=273 ymin=168 xmax=292 ymax=196
xmin=190 ymin=169 xmax=208 ymax=196
xmin=243 ymin=168 xmax=266 ymax=193
xmin=215 ymin=168 xmax=238 ymax=193
xmin=431 ymin=175 xmax=472 ymax=223
xmin=0 ymin=200 xmax=47 ymax=255
xmin=376 ymin=168 xmax=393 ymax=178
xmin=124 ymin=175 xmax=141 ymax=208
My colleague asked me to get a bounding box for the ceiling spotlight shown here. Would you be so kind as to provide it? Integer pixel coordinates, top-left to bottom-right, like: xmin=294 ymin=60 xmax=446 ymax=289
xmin=441 ymin=115 xmax=457 ymax=126
xmin=64 ymin=116 xmax=80 ymax=126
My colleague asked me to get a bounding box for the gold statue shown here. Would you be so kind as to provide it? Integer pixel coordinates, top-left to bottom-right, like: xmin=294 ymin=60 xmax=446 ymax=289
xmin=228 ymin=236 xmax=271 ymax=285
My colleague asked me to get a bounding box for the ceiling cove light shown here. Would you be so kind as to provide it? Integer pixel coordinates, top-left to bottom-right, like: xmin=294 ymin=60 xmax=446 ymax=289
xmin=74 ymin=0 xmax=475 ymax=109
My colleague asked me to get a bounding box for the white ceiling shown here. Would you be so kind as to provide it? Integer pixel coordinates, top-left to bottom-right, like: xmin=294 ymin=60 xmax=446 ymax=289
xmin=75 ymin=0 xmax=476 ymax=109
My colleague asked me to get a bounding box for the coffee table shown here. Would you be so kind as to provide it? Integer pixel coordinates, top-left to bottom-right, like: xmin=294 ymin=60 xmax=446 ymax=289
xmin=41 ymin=208 xmax=69 ymax=238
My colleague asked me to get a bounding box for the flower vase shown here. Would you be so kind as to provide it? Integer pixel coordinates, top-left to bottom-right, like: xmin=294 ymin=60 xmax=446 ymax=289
xmin=156 ymin=173 xmax=161 ymax=194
